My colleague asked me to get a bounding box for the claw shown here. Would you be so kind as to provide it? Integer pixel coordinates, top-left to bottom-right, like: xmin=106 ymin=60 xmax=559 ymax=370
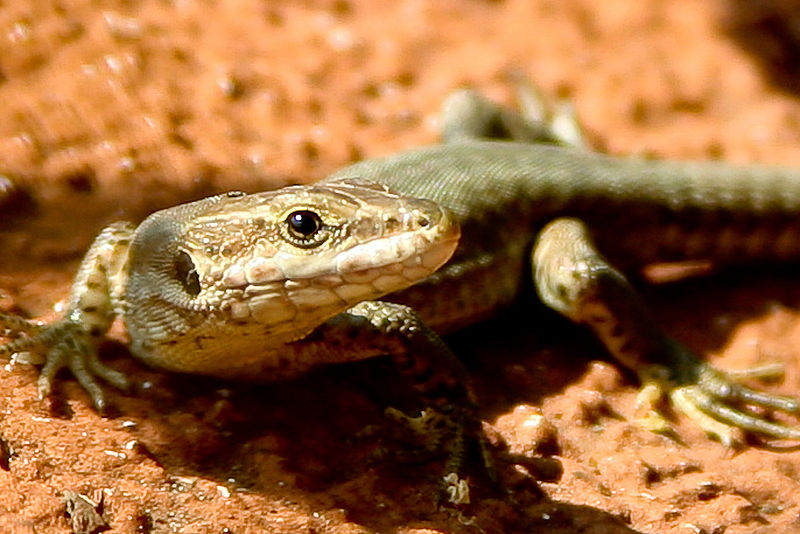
xmin=0 ymin=313 xmax=44 ymax=337
xmin=381 ymin=406 xmax=496 ymax=503
xmin=635 ymin=381 xmax=674 ymax=434
xmin=0 ymin=315 xmax=46 ymax=356
xmin=68 ymin=348 xmax=108 ymax=412
xmin=676 ymin=384 xmax=800 ymax=441
xmin=724 ymin=362 xmax=785 ymax=381
xmin=87 ymin=354 xmax=130 ymax=392
xmin=666 ymin=361 xmax=800 ymax=444
xmin=636 ymin=355 xmax=800 ymax=445
xmin=2 ymin=317 xmax=125 ymax=410
xmin=722 ymin=381 xmax=800 ymax=413
xmin=703 ymin=365 xmax=800 ymax=413
xmin=670 ymin=386 xmax=744 ymax=447
xmin=511 ymin=73 xmax=586 ymax=148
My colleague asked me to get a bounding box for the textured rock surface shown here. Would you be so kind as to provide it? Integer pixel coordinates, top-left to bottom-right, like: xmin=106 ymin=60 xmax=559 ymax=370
xmin=2 ymin=1 xmax=800 ymax=532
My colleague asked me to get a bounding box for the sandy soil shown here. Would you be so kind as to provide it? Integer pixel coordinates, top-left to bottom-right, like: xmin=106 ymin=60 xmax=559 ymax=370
xmin=3 ymin=1 xmax=800 ymax=532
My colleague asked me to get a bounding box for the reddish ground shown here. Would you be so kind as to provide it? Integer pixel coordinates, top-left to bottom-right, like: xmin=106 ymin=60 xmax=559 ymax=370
xmin=3 ymin=1 xmax=800 ymax=533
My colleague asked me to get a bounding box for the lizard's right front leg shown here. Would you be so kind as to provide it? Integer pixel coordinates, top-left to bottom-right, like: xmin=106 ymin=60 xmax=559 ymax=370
xmin=297 ymin=300 xmax=495 ymax=505
xmin=0 ymin=222 xmax=134 ymax=411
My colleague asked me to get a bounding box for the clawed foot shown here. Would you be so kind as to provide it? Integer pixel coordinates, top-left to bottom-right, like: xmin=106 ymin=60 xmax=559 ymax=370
xmin=0 ymin=313 xmax=129 ymax=411
xmin=637 ymin=342 xmax=800 ymax=447
xmin=438 ymin=74 xmax=586 ymax=149
xmin=380 ymin=406 xmax=497 ymax=505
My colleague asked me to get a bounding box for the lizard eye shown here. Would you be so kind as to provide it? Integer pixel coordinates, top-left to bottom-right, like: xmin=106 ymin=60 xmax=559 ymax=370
xmin=175 ymin=250 xmax=201 ymax=296
xmin=286 ymin=210 xmax=321 ymax=237
xmin=282 ymin=210 xmax=329 ymax=248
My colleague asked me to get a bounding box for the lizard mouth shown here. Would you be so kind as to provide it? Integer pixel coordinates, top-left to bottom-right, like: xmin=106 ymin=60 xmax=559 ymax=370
xmin=335 ymin=203 xmax=459 ymax=279
xmin=333 ymin=222 xmax=460 ymax=292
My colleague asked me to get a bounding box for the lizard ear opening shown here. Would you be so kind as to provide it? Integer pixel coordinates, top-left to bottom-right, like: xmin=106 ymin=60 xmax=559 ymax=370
xmin=174 ymin=250 xmax=201 ymax=296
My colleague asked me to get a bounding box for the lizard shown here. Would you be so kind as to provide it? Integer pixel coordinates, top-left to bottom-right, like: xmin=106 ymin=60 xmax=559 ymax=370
xmin=3 ymin=83 xmax=800 ymax=502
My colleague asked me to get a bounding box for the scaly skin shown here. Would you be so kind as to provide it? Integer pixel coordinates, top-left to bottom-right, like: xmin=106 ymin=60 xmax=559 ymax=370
xmin=3 ymin=86 xmax=800 ymax=501
xmin=330 ymin=141 xmax=800 ymax=333
xmin=2 ymin=180 xmax=459 ymax=392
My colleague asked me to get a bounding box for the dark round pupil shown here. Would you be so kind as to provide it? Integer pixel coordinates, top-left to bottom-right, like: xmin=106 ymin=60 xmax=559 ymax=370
xmin=288 ymin=210 xmax=320 ymax=236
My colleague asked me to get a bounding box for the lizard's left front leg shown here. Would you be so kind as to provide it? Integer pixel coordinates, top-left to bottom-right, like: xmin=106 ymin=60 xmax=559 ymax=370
xmin=532 ymin=217 xmax=800 ymax=446
xmin=303 ymin=300 xmax=494 ymax=504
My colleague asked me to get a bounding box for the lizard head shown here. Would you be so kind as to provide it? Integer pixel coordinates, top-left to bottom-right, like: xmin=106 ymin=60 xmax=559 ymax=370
xmin=122 ymin=179 xmax=459 ymax=375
